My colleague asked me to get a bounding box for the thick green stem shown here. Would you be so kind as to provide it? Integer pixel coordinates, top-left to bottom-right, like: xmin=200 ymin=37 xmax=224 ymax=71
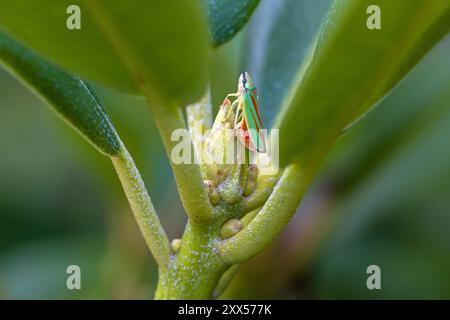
xmin=111 ymin=145 xmax=171 ymax=270
xmin=154 ymin=222 xmax=227 ymax=299
xmin=219 ymin=164 xmax=309 ymax=264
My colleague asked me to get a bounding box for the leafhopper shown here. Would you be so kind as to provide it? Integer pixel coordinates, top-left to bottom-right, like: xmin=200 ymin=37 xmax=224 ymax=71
xmin=225 ymin=71 xmax=266 ymax=153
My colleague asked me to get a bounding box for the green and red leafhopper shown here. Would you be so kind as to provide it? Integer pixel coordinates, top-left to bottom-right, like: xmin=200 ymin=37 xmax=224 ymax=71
xmin=225 ymin=71 xmax=267 ymax=153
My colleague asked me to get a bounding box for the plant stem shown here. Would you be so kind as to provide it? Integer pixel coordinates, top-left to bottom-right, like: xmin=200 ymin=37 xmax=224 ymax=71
xmin=219 ymin=164 xmax=309 ymax=264
xmin=153 ymin=164 xmax=307 ymax=298
xmin=111 ymin=145 xmax=171 ymax=270
xmin=242 ymin=171 xmax=283 ymax=213
xmin=154 ymin=222 xmax=227 ymax=299
xmin=186 ymin=88 xmax=213 ymax=131
xmin=143 ymin=91 xmax=213 ymax=224
xmin=82 ymin=0 xmax=213 ymax=224
xmin=186 ymin=88 xmax=213 ymax=161
xmin=240 ymin=208 xmax=259 ymax=227
xmin=212 ymin=264 xmax=240 ymax=299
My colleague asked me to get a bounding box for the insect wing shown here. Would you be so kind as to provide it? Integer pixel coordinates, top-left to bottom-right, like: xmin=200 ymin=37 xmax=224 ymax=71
xmin=237 ymin=118 xmax=256 ymax=152
xmin=242 ymin=90 xmax=266 ymax=153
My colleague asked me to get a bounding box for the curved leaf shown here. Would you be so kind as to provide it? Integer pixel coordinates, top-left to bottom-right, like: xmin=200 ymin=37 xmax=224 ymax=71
xmin=0 ymin=29 xmax=121 ymax=156
xmin=243 ymin=0 xmax=332 ymax=125
xmin=204 ymin=0 xmax=261 ymax=47
xmin=0 ymin=0 xmax=209 ymax=104
xmin=274 ymin=0 xmax=450 ymax=167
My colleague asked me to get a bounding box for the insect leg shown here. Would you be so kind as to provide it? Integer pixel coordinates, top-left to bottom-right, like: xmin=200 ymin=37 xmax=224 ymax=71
xmin=233 ymin=106 xmax=240 ymax=128
xmin=225 ymin=92 xmax=240 ymax=100
xmin=232 ymin=100 xmax=244 ymax=134
xmin=225 ymin=96 xmax=241 ymax=120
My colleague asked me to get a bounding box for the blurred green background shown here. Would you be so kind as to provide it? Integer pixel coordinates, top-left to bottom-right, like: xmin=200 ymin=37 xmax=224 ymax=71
xmin=0 ymin=0 xmax=449 ymax=299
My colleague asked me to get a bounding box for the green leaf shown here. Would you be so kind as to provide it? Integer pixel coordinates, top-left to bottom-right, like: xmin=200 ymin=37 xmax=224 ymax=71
xmin=325 ymin=39 xmax=450 ymax=189
xmin=324 ymin=39 xmax=450 ymax=244
xmin=204 ymin=0 xmax=261 ymax=47
xmin=243 ymin=0 xmax=332 ymax=125
xmin=0 ymin=0 xmax=209 ymax=104
xmin=0 ymin=29 xmax=122 ymax=156
xmin=274 ymin=0 xmax=450 ymax=167
xmin=315 ymin=56 xmax=450 ymax=299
